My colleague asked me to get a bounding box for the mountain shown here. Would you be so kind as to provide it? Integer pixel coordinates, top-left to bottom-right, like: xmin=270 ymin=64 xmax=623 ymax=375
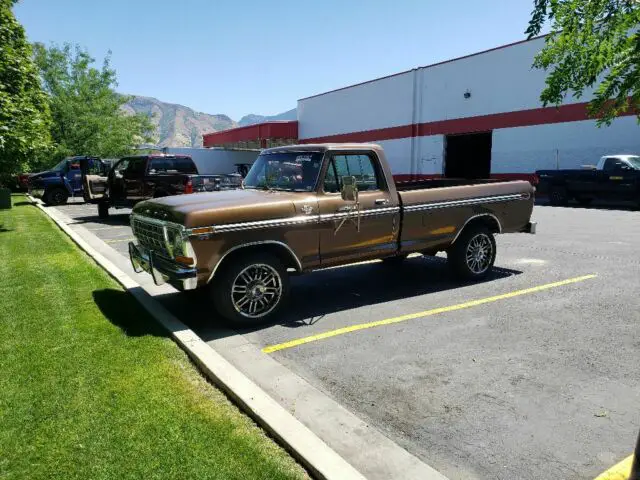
xmin=238 ymin=108 xmax=297 ymax=127
xmin=121 ymin=96 xmax=296 ymax=148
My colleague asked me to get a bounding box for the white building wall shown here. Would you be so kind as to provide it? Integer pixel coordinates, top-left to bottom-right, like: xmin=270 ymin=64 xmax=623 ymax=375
xmin=298 ymin=72 xmax=415 ymax=139
xmin=374 ymin=138 xmax=412 ymax=173
xmin=492 ymin=116 xmax=640 ymax=173
xmin=297 ymin=36 xmax=639 ymax=176
xmin=164 ymin=147 xmax=258 ymax=175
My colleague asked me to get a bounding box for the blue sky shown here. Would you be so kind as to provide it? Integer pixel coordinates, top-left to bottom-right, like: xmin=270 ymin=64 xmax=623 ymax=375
xmin=14 ymin=0 xmax=543 ymax=121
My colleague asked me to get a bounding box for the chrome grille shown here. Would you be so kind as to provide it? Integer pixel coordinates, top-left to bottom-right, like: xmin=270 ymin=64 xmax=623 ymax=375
xmin=132 ymin=217 xmax=169 ymax=256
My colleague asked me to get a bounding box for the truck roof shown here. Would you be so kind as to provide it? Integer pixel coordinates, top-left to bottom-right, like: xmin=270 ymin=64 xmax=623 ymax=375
xmin=602 ymin=154 xmax=639 ymax=160
xmin=262 ymin=143 xmax=382 ymax=154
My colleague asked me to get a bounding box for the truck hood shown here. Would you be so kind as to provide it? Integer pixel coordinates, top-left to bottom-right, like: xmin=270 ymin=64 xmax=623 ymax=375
xmin=132 ymin=188 xmax=314 ymax=228
xmin=29 ymin=170 xmax=59 ymax=180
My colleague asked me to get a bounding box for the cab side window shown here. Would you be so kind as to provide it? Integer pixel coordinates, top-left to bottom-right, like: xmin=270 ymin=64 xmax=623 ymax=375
xmin=603 ymin=158 xmax=627 ymax=172
xmin=126 ymin=158 xmax=147 ymax=176
xmin=323 ymin=154 xmax=382 ymax=193
xmin=114 ymin=159 xmax=129 ymax=174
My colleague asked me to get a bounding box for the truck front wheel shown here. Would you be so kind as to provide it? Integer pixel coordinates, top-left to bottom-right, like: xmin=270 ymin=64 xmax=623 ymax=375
xmin=448 ymin=226 xmax=496 ymax=281
xmin=211 ymin=253 xmax=290 ymax=326
xmin=44 ymin=187 xmax=68 ymax=206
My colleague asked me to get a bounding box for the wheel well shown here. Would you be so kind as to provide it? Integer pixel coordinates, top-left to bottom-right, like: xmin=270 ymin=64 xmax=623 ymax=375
xmin=457 ymin=214 xmax=501 ymax=239
xmin=211 ymin=243 xmax=301 ymax=280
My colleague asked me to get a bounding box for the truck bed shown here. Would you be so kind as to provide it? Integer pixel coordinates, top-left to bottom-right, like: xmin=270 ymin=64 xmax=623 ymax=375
xmin=395 ymin=178 xmax=501 ymax=191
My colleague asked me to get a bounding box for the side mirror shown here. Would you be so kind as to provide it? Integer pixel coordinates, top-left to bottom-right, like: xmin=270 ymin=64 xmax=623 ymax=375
xmin=341 ymin=176 xmax=358 ymax=202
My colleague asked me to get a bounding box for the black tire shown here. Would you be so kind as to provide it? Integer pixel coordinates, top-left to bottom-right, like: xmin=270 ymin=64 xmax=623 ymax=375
xmin=44 ymin=187 xmax=68 ymax=206
xmin=447 ymin=226 xmax=497 ymax=281
xmin=211 ymin=253 xmax=290 ymax=326
xmin=97 ymin=201 xmax=110 ymax=219
xmin=549 ymin=186 xmax=569 ymax=206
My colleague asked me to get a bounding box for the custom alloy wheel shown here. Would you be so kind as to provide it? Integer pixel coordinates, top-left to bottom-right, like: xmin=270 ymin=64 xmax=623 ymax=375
xmin=231 ymin=264 xmax=283 ymax=318
xmin=465 ymin=233 xmax=493 ymax=275
xmin=448 ymin=225 xmax=497 ymax=280
xmin=212 ymin=252 xmax=290 ymax=326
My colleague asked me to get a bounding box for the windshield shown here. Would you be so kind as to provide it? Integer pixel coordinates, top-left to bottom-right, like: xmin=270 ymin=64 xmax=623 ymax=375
xmin=627 ymin=156 xmax=640 ymax=169
xmin=243 ymin=152 xmax=324 ymax=192
xmin=50 ymin=159 xmax=69 ymax=172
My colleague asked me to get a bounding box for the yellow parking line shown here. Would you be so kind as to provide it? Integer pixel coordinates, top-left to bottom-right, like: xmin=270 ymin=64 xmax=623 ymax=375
xmin=104 ymin=238 xmax=134 ymax=244
xmin=262 ymin=274 xmax=597 ymax=354
xmin=594 ymin=454 xmax=634 ymax=480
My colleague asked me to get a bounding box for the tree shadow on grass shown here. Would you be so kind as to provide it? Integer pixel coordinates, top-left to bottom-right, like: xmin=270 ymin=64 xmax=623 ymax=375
xmin=12 ymin=201 xmax=34 ymax=206
xmin=93 ymin=287 xmax=169 ymax=338
xmin=0 ymin=224 xmax=11 ymax=233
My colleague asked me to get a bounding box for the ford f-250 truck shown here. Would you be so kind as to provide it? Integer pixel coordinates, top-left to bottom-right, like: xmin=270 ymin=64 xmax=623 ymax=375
xmin=537 ymin=154 xmax=640 ymax=207
xmin=128 ymin=144 xmax=536 ymax=325
xmin=81 ymin=154 xmax=242 ymax=218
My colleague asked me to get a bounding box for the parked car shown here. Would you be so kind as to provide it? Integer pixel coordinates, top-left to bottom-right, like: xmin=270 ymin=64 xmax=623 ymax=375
xmin=82 ymin=154 xmax=242 ymax=219
xmin=536 ymin=154 xmax=640 ymax=206
xmin=127 ymin=143 xmax=536 ymax=325
xmin=28 ymin=156 xmax=111 ymax=205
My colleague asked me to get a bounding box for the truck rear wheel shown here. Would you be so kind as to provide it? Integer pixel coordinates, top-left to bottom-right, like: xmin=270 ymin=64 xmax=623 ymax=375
xmin=549 ymin=186 xmax=569 ymax=206
xmin=211 ymin=253 xmax=290 ymax=326
xmin=448 ymin=226 xmax=496 ymax=281
xmin=44 ymin=187 xmax=68 ymax=206
xmin=97 ymin=201 xmax=110 ymax=219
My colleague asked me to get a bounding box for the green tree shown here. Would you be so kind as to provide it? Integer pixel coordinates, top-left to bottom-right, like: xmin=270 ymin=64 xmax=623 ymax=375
xmin=527 ymin=0 xmax=640 ymax=125
xmin=0 ymin=0 xmax=52 ymax=183
xmin=33 ymin=43 xmax=153 ymax=161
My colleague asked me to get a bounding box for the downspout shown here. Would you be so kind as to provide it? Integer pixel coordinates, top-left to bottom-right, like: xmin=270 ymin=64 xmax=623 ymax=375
xmin=410 ymin=69 xmax=418 ymax=179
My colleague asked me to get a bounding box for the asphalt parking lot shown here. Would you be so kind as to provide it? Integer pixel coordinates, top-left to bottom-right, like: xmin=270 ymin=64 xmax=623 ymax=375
xmin=52 ymin=198 xmax=639 ymax=480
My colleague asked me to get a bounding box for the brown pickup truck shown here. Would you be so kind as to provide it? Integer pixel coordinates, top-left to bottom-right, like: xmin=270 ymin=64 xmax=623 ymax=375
xmin=128 ymin=144 xmax=536 ymax=325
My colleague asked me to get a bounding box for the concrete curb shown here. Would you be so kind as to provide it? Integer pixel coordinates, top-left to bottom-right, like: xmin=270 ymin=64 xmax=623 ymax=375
xmin=27 ymin=196 xmax=366 ymax=480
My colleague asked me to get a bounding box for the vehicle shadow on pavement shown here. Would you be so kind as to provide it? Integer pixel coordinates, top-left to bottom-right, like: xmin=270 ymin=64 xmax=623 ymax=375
xmin=69 ymin=214 xmax=131 ymax=226
xmin=273 ymin=256 xmax=521 ymax=331
xmin=155 ymin=256 xmax=522 ymax=340
xmin=93 ymin=288 xmax=169 ymax=338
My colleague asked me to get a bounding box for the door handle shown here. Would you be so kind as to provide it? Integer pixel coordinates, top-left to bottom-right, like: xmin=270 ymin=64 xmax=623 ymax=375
xmin=375 ymin=198 xmax=389 ymax=206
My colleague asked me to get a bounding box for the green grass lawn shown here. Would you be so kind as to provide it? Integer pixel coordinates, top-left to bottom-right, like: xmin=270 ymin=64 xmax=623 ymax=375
xmin=0 ymin=195 xmax=308 ymax=480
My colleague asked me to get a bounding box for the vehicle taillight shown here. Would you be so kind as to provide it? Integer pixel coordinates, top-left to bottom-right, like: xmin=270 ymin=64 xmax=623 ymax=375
xmin=184 ymin=178 xmax=193 ymax=194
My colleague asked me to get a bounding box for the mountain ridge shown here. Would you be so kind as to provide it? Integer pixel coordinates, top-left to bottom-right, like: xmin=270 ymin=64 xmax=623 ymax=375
xmin=121 ymin=95 xmax=295 ymax=148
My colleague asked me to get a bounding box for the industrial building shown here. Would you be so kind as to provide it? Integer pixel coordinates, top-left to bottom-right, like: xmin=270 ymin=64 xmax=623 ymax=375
xmin=203 ymin=35 xmax=640 ymax=181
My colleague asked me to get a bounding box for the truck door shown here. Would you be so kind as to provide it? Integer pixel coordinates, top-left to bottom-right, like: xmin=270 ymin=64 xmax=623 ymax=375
xmin=109 ymin=158 xmax=130 ymax=204
xmin=602 ymin=157 xmax=636 ymax=200
xmin=317 ymin=152 xmax=399 ymax=265
xmin=66 ymin=160 xmax=83 ymax=194
xmin=81 ymin=158 xmax=109 ymax=202
xmin=122 ymin=157 xmax=147 ymax=202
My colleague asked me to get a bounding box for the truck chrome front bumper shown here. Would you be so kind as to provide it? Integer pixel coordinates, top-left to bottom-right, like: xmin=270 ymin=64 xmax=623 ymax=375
xmin=128 ymin=242 xmax=198 ymax=290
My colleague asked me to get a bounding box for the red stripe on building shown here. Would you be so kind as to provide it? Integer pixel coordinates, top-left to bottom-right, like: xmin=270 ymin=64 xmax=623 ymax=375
xmin=203 ymin=121 xmax=298 ymax=147
xmin=300 ymin=101 xmax=637 ymax=144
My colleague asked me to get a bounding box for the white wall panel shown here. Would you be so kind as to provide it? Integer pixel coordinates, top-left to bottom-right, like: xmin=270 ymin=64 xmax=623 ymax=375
xmin=374 ymin=138 xmax=412 ymax=174
xmin=298 ymin=72 xmax=415 ymax=139
xmin=491 ymin=116 xmax=640 ymax=173
xmin=415 ymin=135 xmax=444 ymax=175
